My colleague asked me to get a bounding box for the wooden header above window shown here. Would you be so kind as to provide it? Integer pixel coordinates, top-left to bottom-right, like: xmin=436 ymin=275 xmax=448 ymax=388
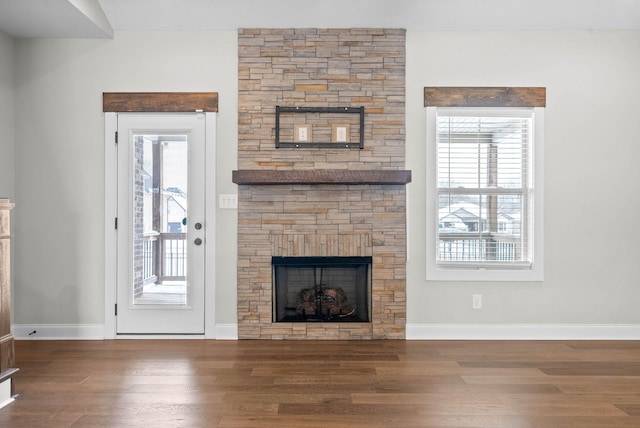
xmin=424 ymin=87 xmax=545 ymax=108
xmin=103 ymin=92 xmax=218 ymax=112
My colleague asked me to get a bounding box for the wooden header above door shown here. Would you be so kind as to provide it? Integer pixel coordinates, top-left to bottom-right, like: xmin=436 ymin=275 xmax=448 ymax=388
xmin=103 ymin=92 xmax=218 ymax=112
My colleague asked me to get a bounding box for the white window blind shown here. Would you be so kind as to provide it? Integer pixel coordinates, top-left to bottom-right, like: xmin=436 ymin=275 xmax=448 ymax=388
xmin=435 ymin=108 xmax=533 ymax=269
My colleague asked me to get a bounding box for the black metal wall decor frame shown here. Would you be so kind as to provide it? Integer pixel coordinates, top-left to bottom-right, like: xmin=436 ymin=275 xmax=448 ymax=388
xmin=275 ymin=106 xmax=365 ymax=149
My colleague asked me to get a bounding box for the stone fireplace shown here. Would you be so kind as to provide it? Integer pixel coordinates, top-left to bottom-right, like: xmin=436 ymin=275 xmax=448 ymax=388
xmin=235 ymin=28 xmax=409 ymax=339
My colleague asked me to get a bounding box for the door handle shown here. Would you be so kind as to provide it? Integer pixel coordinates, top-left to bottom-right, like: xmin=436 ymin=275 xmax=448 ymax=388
xmin=194 ymin=238 xmax=203 ymax=245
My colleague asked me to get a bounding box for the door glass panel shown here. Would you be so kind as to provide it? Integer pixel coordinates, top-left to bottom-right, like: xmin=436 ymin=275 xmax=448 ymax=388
xmin=133 ymin=133 xmax=188 ymax=305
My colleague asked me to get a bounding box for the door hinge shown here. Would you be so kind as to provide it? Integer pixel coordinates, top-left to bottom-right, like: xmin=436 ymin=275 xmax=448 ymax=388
xmin=115 ymin=304 xmax=117 ymax=316
xmin=115 ymin=131 xmax=118 ymax=144
xmin=114 ymin=217 xmax=118 ymax=229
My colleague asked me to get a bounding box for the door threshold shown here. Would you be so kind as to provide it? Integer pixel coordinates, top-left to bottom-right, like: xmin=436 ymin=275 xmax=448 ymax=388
xmin=115 ymin=334 xmax=206 ymax=339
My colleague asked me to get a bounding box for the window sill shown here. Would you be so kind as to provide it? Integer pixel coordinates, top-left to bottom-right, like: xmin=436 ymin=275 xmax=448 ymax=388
xmin=427 ymin=264 xmax=544 ymax=282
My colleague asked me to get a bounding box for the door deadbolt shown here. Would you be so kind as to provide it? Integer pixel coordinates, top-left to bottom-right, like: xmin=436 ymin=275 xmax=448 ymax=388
xmin=194 ymin=222 xmax=202 ymax=230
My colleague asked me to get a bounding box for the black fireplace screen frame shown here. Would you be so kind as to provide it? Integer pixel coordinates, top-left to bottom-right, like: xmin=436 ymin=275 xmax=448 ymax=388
xmin=272 ymin=256 xmax=372 ymax=323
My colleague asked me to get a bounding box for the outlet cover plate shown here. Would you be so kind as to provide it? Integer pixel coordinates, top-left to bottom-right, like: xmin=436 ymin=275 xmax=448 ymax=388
xmin=472 ymin=294 xmax=482 ymax=309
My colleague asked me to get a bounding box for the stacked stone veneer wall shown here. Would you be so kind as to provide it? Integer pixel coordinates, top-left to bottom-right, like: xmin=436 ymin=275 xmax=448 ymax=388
xmin=237 ymin=28 xmax=406 ymax=339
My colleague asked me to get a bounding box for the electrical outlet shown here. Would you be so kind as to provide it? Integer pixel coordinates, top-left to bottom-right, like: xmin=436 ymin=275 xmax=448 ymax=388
xmin=472 ymin=294 xmax=482 ymax=309
xmin=219 ymin=194 xmax=238 ymax=209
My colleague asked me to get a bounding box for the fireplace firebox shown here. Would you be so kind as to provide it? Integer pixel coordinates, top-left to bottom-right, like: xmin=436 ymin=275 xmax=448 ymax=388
xmin=272 ymin=256 xmax=371 ymax=323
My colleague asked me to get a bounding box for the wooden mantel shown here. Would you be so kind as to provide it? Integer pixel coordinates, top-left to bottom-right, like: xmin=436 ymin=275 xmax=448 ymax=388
xmin=232 ymin=169 xmax=411 ymax=185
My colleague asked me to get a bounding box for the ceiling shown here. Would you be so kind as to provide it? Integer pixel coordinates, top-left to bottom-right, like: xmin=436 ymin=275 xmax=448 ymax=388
xmin=1 ymin=0 xmax=639 ymax=39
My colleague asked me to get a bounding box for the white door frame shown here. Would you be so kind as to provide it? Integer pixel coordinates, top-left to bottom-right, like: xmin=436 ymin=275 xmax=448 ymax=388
xmin=104 ymin=112 xmax=217 ymax=338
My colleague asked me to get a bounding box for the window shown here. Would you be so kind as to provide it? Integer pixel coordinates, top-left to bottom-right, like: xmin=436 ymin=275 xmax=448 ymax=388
xmin=425 ymin=87 xmax=544 ymax=281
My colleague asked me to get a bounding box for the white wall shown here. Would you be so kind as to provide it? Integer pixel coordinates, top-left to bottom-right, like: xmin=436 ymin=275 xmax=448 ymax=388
xmin=10 ymin=29 xmax=640 ymax=337
xmin=406 ymin=31 xmax=640 ymax=330
xmin=13 ymin=32 xmax=238 ymax=327
xmin=0 ymin=32 xmax=15 ymax=199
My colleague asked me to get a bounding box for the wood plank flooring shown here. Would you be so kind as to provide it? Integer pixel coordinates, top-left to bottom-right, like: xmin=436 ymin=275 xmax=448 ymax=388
xmin=1 ymin=340 xmax=640 ymax=427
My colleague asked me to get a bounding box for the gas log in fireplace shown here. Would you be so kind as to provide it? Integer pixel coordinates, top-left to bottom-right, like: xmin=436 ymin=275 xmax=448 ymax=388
xmin=272 ymin=256 xmax=371 ymax=323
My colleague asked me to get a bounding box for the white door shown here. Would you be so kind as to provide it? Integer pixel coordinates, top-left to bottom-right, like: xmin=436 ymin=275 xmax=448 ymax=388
xmin=116 ymin=113 xmax=206 ymax=334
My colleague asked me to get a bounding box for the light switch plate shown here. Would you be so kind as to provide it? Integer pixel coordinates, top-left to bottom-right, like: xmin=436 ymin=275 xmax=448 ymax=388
xmin=219 ymin=194 xmax=238 ymax=209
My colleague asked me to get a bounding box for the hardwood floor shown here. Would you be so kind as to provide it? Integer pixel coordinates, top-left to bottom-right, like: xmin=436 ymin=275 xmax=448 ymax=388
xmin=1 ymin=340 xmax=640 ymax=427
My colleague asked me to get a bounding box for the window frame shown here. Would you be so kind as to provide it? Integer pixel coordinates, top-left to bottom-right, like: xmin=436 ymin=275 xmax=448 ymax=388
xmin=426 ymin=106 xmax=544 ymax=281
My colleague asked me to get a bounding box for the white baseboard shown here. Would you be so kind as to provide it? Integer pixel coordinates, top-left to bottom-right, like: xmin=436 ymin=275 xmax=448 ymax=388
xmin=14 ymin=324 xmax=105 ymax=340
xmin=406 ymin=324 xmax=640 ymax=340
xmin=214 ymin=324 xmax=238 ymax=340
xmin=15 ymin=323 xmax=639 ymax=341
xmin=14 ymin=323 xmax=239 ymax=340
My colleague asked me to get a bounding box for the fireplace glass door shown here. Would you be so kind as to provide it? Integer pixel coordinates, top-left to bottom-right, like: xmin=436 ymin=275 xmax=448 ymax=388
xmin=272 ymin=257 xmax=371 ymax=322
